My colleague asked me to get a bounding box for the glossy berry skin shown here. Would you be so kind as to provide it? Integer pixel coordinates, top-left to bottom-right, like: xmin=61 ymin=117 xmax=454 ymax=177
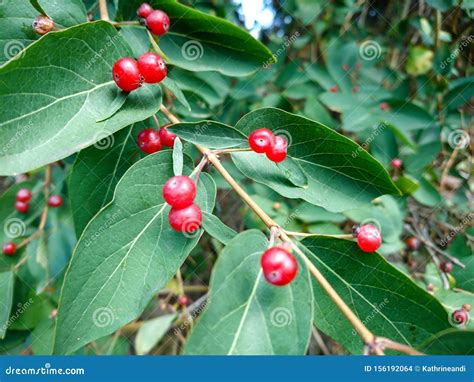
xmin=168 ymin=204 xmax=202 ymax=233
xmin=158 ymin=124 xmax=176 ymax=147
xmin=266 ymin=135 xmax=288 ymax=163
xmin=405 ymin=236 xmax=421 ymax=251
xmin=137 ymin=129 xmax=162 ymax=154
xmin=112 ymin=58 xmax=142 ymax=92
xmin=16 ymin=188 xmax=32 ymax=203
xmin=146 ymin=10 xmax=170 ymax=36
xmin=452 ymin=309 xmax=469 ymax=326
xmin=390 ymin=158 xmax=403 ymax=169
xmin=15 ymin=201 xmax=29 ymax=214
xmin=137 ymin=52 xmax=167 ymax=84
xmin=178 ymin=295 xmax=188 ymax=306
xmin=48 ymin=195 xmax=63 ymax=208
xmin=163 ymin=176 xmax=196 ymax=209
xmin=137 ymin=3 xmax=153 ymax=18
xmin=2 ymin=242 xmax=16 ymax=256
xmin=248 ymin=128 xmax=273 ymax=154
xmin=357 ymin=224 xmax=382 ymax=253
xmin=261 ymin=247 xmax=298 ymax=286
xmin=439 ymin=261 xmax=453 ymax=273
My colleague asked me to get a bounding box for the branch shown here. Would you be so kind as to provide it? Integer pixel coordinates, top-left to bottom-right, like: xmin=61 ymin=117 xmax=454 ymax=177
xmin=99 ymin=0 xmax=110 ymax=21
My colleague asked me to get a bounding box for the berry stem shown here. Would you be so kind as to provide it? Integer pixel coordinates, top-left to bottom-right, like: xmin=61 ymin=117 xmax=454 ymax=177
xmin=99 ymin=0 xmax=110 ymax=21
xmin=283 ymin=230 xmax=353 ymax=239
xmin=159 ymin=105 xmax=422 ymax=356
xmin=211 ymin=148 xmax=252 ymax=155
xmin=376 ymin=337 xmax=424 ymax=355
xmin=148 ymin=31 xmax=170 ymax=63
xmin=111 ymin=21 xmax=141 ymax=27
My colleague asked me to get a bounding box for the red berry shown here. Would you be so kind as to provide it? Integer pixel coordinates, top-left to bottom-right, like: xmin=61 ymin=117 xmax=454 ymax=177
xmin=158 ymin=124 xmax=176 ymax=147
xmin=163 ymin=176 xmax=196 ymax=209
xmin=330 ymin=85 xmax=338 ymax=93
xmin=146 ymin=10 xmax=170 ymax=36
xmin=137 ymin=129 xmax=162 ymax=154
xmin=178 ymin=295 xmax=188 ymax=306
xmin=2 ymin=242 xmax=16 ymax=256
xmin=16 ymin=188 xmax=32 ymax=203
xmin=266 ymin=135 xmax=288 ymax=163
xmin=137 ymin=3 xmax=153 ymax=18
xmin=452 ymin=309 xmax=469 ymax=326
xmin=112 ymin=57 xmax=142 ymax=92
xmin=248 ymin=128 xmax=273 ymax=154
xmin=137 ymin=52 xmax=167 ymax=84
xmin=48 ymin=195 xmax=63 ymax=208
xmin=342 ymin=64 xmax=349 ymax=71
xmin=439 ymin=261 xmax=453 ymax=273
xmin=390 ymin=158 xmax=402 ymax=169
xmin=261 ymin=247 xmax=298 ymax=286
xmin=15 ymin=201 xmax=29 ymax=214
xmin=380 ymin=102 xmax=390 ymax=111
xmin=405 ymin=236 xmax=421 ymax=251
xmin=168 ymin=204 xmax=202 ymax=233
xmin=357 ymin=224 xmax=382 ymax=252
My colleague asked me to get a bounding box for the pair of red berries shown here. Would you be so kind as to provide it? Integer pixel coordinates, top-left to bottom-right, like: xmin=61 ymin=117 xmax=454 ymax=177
xmin=137 ymin=124 xmax=176 ymax=154
xmin=261 ymin=246 xmax=298 ymax=286
xmin=137 ymin=3 xmax=170 ymax=36
xmin=112 ymin=52 xmax=167 ymax=92
xmin=248 ymin=128 xmax=288 ymax=163
xmin=163 ymin=176 xmax=202 ymax=233
xmin=439 ymin=261 xmax=453 ymax=273
xmin=354 ymin=224 xmax=382 ymax=253
xmin=14 ymin=188 xmax=32 ymax=214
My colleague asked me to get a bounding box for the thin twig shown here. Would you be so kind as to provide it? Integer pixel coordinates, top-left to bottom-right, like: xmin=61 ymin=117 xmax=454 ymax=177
xmin=377 ymin=337 xmax=423 ymax=355
xmin=311 ymin=326 xmax=331 ymax=355
xmin=284 ymin=230 xmax=353 ymax=239
xmin=99 ymin=0 xmax=110 ymax=21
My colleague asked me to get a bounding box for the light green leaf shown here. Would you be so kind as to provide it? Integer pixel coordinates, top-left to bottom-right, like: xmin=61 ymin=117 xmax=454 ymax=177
xmin=54 ymin=151 xmax=216 ymax=354
xmin=202 ymin=212 xmax=237 ymax=245
xmin=32 ymin=0 xmax=87 ymax=28
xmin=0 ymin=271 xmax=14 ymax=339
xmin=276 ymin=157 xmax=308 ymax=188
xmin=161 ymin=77 xmax=191 ymax=111
xmin=135 ymin=313 xmax=176 ymax=355
xmin=172 ymin=137 xmax=183 ymax=176
xmin=168 ymin=121 xmax=247 ymax=149
xmin=301 ymin=237 xmax=451 ymax=354
xmin=184 ymin=230 xmax=313 ymax=355
xmin=0 ymin=21 xmax=162 ymax=176
xmin=232 ymin=108 xmax=399 ymax=213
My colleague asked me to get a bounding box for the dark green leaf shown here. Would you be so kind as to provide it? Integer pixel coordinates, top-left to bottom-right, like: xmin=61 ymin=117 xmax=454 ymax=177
xmin=276 ymin=157 xmax=308 ymax=188
xmin=419 ymin=329 xmax=474 ymax=355
xmin=0 ymin=271 xmax=14 ymax=339
xmin=202 ymin=212 xmax=237 ymax=245
xmin=184 ymin=230 xmax=313 ymax=355
xmin=161 ymin=77 xmax=191 ymax=111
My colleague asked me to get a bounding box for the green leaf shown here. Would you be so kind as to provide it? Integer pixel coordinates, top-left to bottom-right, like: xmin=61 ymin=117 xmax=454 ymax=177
xmin=32 ymin=0 xmax=87 ymax=28
xmin=168 ymin=121 xmax=247 ymax=149
xmin=69 ymin=124 xmax=144 ymax=237
xmin=0 ymin=21 xmax=162 ymax=176
xmin=172 ymin=137 xmax=183 ymax=176
xmin=202 ymin=212 xmax=237 ymax=245
xmin=95 ymin=90 xmax=128 ymax=122
xmin=54 ymin=151 xmax=216 ymax=354
xmin=0 ymin=271 xmax=14 ymax=339
xmin=184 ymin=230 xmax=313 ymax=355
xmin=276 ymin=157 xmax=308 ymax=188
xmin=119 ymin=26 xmax=150 ymax=58
xmin=161 ymin=77 xmax=191 ymax=111
xmin=301 ymin=237 xmax=451 ymax=354
xmin=135 ymin=313 xmax=176 ymax=355
xmin=426 ymin=0 xmax=455 ymax=11
xmin=232 ymin=108 xmax=399 ymax=213
xmin=117 ymin=0 xmax=274 ymax=76
xmin=394 ymin=175 xmax=420 ymax=195
xmin=419 ymin=329 xmax=474 ymax=355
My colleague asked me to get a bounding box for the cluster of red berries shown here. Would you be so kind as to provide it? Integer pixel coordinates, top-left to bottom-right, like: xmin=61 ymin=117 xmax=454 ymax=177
xmin=353 ymin=224 xmax=382 ymax=253
xmin=163 ymin=176 xmax=202 ymax=233
xmin=112 ymin=52 xmax=167 ymax=92
xmin=137 ymin=3 xmax=170 ymax=36
xmin=439 ymin=261 xmax=453 ymax=273
xmin=3 ymin=189 xmax=63 ymax=256
xmin=137 ymin=124 xmax=176 ymax=154
xmin=248 ymin=128 xmax=288 ymax=163
xmin=261 ymin=246 xmax=298 ymax=286
xmin=452 ymin=303 xmax=471 ymax=326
